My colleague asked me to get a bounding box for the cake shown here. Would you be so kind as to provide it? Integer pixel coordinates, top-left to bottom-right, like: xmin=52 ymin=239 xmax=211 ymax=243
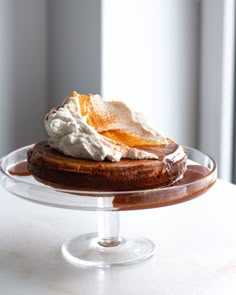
xmin=27 ymin=92 xmax=187 ymax=191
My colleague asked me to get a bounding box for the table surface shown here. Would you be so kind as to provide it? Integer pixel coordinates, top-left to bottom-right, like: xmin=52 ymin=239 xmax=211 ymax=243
xmin=0 ymin=178 xmax=236 ymax=294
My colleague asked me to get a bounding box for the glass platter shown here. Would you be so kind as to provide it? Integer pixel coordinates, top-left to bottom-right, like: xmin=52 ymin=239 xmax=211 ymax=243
xmin=0 ymin=145 xmax=217 ymax=268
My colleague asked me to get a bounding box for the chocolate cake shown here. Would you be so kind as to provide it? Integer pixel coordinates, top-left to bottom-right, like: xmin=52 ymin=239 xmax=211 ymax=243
xmin=27 ymin=141 xmax=187 ymax=191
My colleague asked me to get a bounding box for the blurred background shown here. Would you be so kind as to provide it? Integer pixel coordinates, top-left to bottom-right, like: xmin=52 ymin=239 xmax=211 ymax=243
xmin=0 ymin=0 xmax=235 ymax=182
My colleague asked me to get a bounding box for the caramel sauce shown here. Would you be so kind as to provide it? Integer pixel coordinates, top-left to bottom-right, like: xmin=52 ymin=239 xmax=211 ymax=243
xmin=174 ymin=164 xmax=210 ymax=186
xmin=8 ymin=161 xmax=31 ymax=176
xmin=113 ymin=164 xmax=215 ymax=210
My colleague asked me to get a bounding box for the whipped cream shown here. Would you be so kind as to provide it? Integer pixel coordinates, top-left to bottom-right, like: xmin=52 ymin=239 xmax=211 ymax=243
xmin=45 ymin=92 xmax=168 ymax=162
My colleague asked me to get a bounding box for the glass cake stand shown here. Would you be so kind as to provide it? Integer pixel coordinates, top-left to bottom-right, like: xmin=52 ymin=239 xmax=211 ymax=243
xmin=0 ymin=145 xmax=217 ymax=268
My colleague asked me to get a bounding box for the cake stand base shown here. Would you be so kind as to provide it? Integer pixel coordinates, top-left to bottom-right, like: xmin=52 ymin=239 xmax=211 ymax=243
xmin=62 ymin=233 xmax=155 ymax=268
xmin=0 ymin=145 xmax=217 ymax=268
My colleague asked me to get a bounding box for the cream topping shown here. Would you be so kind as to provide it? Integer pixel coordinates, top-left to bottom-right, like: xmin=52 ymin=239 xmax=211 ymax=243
xmin=45 ymin=92 xmax=168 ymax=162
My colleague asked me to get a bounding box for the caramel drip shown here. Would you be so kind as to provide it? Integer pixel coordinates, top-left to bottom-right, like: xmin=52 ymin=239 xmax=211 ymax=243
xmin=8 ymin=161 xmax=31 ymax=176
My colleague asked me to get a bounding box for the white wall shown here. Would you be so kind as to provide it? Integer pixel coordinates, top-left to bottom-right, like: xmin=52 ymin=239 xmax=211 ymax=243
xmin=48 ymin=0 xmax=101 ymax=107
xmin=102 ymin=0 xmax=200 ymax=147
xmin=199 ymin=0 xmax=235 ymax=180
xmin=0 ymin=0 xmax=101 ymax=157
xmin=0 ymin=0 xmax=48 ymax=156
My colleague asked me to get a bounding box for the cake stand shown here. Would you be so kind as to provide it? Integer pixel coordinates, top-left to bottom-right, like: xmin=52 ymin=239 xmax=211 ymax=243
xmin=0 ymin=145 xmax=217 ymax=268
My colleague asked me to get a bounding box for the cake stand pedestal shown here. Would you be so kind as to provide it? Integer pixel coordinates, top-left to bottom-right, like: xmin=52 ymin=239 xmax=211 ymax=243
xmin=62 ymin=210 xmax=155 ymax=267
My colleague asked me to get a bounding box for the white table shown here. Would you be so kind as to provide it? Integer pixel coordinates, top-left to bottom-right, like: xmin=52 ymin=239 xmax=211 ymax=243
xmin=0 ymin=179 xmax=236 ymax=294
